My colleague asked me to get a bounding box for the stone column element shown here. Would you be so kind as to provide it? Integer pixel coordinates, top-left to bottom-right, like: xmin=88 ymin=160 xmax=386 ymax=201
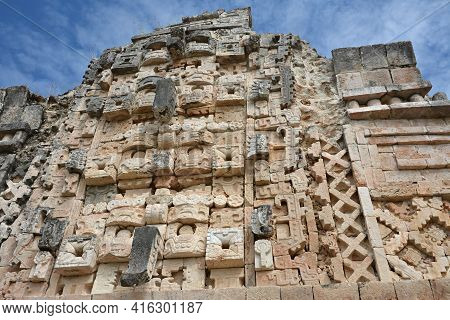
xmin=153 ymin=78 xmax=177 ymax=123
xmin=120 ymin=225 xmax=162 ymax=287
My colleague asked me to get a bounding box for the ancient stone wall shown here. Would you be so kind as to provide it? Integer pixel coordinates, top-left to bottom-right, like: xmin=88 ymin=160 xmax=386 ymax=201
xmin=0 ymin=7 xmax=448 ymax=299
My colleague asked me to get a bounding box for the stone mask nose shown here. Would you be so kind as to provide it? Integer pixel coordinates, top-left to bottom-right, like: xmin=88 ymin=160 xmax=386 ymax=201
xmin=153 ymin=78 xmax=177 ymax=123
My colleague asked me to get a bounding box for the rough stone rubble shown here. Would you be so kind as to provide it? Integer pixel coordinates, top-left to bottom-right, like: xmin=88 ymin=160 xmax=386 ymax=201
xmin=0 ymin=7 xmax=448 ymax=300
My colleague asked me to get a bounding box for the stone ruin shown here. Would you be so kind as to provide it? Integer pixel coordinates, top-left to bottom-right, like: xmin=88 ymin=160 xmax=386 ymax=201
xmin=0 ymin=7 xmax=448 ymax=300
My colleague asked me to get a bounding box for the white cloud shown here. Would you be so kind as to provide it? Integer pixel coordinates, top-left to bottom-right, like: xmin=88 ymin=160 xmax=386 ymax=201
xmin=0 ymin=0 xmax=448 ymax=95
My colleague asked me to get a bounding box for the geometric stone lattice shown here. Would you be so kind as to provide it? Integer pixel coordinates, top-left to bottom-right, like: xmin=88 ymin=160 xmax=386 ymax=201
xmin=374 ymin=197 xmax=450 ymax=280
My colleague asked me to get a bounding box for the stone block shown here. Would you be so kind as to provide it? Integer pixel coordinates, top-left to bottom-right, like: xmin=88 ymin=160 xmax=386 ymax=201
xmin=210 ymin=207 xmax=244 ymax=228
xmin=5 ymin=281 xmax=49 ymax=299
xmin=120 ymin=226 xmax=162 ymax=287
xmin=386 ymin=41 xmax=416 ymax=67
xmin=361 ymin=69 xmax=392 ymax=87
xmin=143 ymin=49 xmax=171 ymax=65
xmin=174 ymin=146 xmax=212 ymax=176
xmin=256 ymin=269 xmax=300 ymax=287
xmin=99 ymin=69 xmax=112 ymax=90
xmin=206 ymin=228 xmax=244 ymax=268
xmin=97 ymin=47 xmax=117 ymax=69
xmin=98 ymin=226 xmax=133 ymax=262
xmin=336 ymin=72 xmax=363 ymax=91
xmin=54 ymin=235 xmax=98 ymax=276
xmin=386 ymin=82 xmax=432 ymax=100
xmin=359 ymin=281 xmax=396 ymax=300
xmin=136 ymin=75 xmax=161 ymax=92
xmin=365 ymin=216 xmax=383 ymax=248
xmin=357 ymin=187 xmax=375 ymax=217
xmin=216 ymin=74 xmax=246 ymax=106
xmin=83 ymin=56 xmax=102 ymax=84
xmin=38 ymin=218 xmax=68 ymax=254
xmin=151 ymin=150 xmax=175 ymax=176
xmin=347 ymin=105 xmax=391 ymax=120
xmin=247 ymin=133 xmax=269 ymax=159
xmin=313 ymin=283 xmax=360 ymax=300
xmin=179 ymin=82 xmax=214 ymax=114
xmin=10 ymin=233 xmax=40 ymax=269
xmin=247 ymin=286 xmax=280 ymax=300
xmin=0 ymin=222 xmax=11 ymax=244
xmin=254 ymin=160 xmax=270 ymax=186
xmin=0 ymin=154 xmax=15 ymax=190
xmin=91 ymin=263 xmax=128 ymax=295
xmin=21 ymin=104 xmax=43 ymax=130
xmin=20 ymin=206 xmax=48 ymax=236
xmin=161 ymin=257 xmax=205 ymax=290
xmin=166 ymin=29 xmax=185 ymax=59
xmin=332 ymin=47 xmax=362 ymax=74
xmin=212 ymin=144 xmax=245 ymax=177
xmin=213 ymin=287 xmax=246 ymax=300
xmin=280 ymin=66 xmax=295 ymax=107
xmin=209 ymin=268 xmax=245 ymax=289
xmin=430 ymin=278 xmax=450 ymax=300
xmin=92 ymin=288 xmax=152 ymax=300
xmin=76 ymin=213 xmax=107 ymax=237
xmin=58 ymin=293 xmax=92 ymax=300
xmin=66 ymin=149 xmax=87 ymax=174
xmin=360 ymin=44 xmax=388 ymax=70
xmin=182 ymin=289 xmax=214 ymax=300
xmin=245 ymin=264 xmax=256 ymax=287
xmin=183 ymin=39 xmax=211 ymax=58
xmin=244 ymin=226 xmax=255 ymax=265
xmin=85 ymin=185 xmax=117 ymax=205
xmin=86 ymin=97 xmax=104 ymax=117
xmin=152 ymin=290 xmax=183 ymax=300
xmin=111 ymin=52 xmax=142 ymax=75
xmin=254 ymin=239 xmax=273 ymax=271
xmin=390 ymin=67 xmax=422 ymax=84
xmin=248 ymin=79 xmax=270 ymax=101
xmin=168 ymin=204 xmax=209 ymax=224
xmin=29 ymin=251 xmax=55 ymax=282
xmin=280 ymin=285 xmax=313 ymax=300
xmin=396 ymin=158 xmax=427 ymax=170
xmin=216 ymin=36 xmax=245 ymax=63
xmin=163 ymin=222 xmax=207 ymax=258
xmin=153 ymin=78 xmax=177 ymax=123
xmin=342 ymin=86 xmax=387 ymax=103
xmin=106 ymin=197 xmax=146 ymax=227
xmin=142 ymin=34 xmax=168 ymax=49
xmin=0 ymin=122 xmax=30 ymax=152
xmin=145 ymin=203 xmax=168 ymax=224
xmin=251 ymin=205 xmax=273 ymax=238
xmin=1 ymin=86 xmax=28 ymax=125
xmin=0 ymin=236 xmax=16 ymax=267
xmin=373 ymin=248 xmax=392 ymax=282
xmin=394 ymin=280 xmax=434 ymax=300
xmin=103 ymin=95 xmax=132 ymax=121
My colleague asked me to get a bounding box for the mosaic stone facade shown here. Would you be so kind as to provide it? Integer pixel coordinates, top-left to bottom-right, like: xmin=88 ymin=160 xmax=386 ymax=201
xmin=0 ymin=7 xmax=448 ymax=299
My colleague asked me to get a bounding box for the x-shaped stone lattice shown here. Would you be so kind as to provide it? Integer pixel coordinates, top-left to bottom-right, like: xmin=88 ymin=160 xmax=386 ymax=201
xmin=338 ymin=233 xmax=368 ymax=260
xmin=343 ymin=256 xmax=377 ymax=282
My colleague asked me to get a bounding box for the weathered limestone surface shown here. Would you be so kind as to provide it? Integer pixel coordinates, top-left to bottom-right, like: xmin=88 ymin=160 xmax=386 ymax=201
xmin=0 ymin=7 xmax=448 ymax=300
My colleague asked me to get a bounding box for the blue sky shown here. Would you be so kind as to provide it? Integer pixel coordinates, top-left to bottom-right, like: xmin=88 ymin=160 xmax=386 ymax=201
xmin=0 ymin=0 xmax=449 ymax=96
